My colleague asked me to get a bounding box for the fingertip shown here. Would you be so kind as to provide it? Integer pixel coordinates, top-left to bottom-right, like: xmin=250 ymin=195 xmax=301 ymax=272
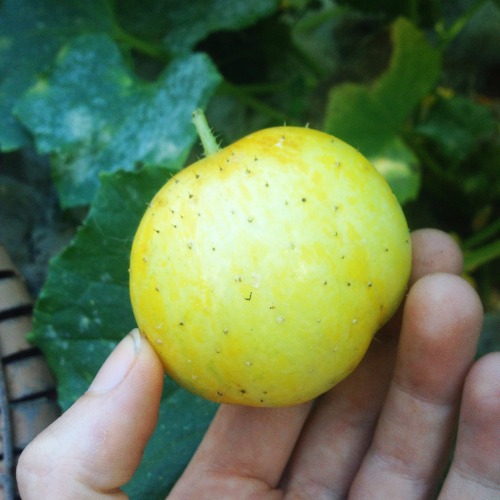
xmin=461 ymin=352 xmax=500 ymax=427
xmin=398 ymin=273 xmax=483 ymax=402
xmin=410 ymin=229 xmax=463 ymax=283
xmin=407 ymin=273 xmax=483 ymax=339
xmin=447 ymin=352 xmax=500 ymax=491
xmin=382 ymin=230 xmax=465 ymax=338
xmin=87 ymin=330 xmax=140 ymax=394
xmin=125 ymin=328 xmax=164 ymax=396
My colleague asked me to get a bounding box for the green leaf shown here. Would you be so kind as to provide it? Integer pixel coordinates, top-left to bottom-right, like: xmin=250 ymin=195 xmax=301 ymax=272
xmin=324 ymin=17 xmax=441 ymax=158
xmin=370 ymin=137 xmax=420 ymax=204
xmin=128 ymin=390 xmax=216 ymax=498
xmin=116 ymin=0 xmax=279 ymax=55
xmin=31 ymin=167 xmax=166 ymax=404
xmin=15 ymin=33 xmax=222 ymax=207
xmin=464 ymin=238 xmax=500 ymax=272
xmin=415 ymin=93 xmax=497 ymax=165
xmin=326 ymin=83 xmax=396 ymax=158
xmin=0 ymin=0 xmax=115 ymax=151
xmin=31 ymin=167 xmax=217 ymax=497
xmin=374 ymin=18 xmax=441 ymax=128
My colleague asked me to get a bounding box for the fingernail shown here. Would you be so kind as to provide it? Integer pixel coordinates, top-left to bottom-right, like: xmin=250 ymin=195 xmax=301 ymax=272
xmin=88 ymin=329 xmax=142 ymax=393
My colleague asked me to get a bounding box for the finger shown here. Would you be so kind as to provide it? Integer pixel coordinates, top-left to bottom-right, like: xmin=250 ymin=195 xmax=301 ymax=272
xmin=440 ymin=352 xmax=500 ymax=499
xmin=16 ymin=329 xmax=164 ymax=499
xmin=349 ymin=274 xmax=483 ymax=499
xmin=281 ymin=229 xmax=464 ymax=498
xmin=169 ymin=403 xmax=311 ymax=498
xmin=383 ymin=228 xmax=464 ymax=338
xmin=409 ymin=228 xmax=463 ymax=282
xmin=281 ymin=332 xmax=398 ymax=498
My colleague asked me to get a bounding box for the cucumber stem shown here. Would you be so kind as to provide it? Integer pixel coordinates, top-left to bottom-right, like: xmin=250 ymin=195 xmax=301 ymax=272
xmin=192 ymin=109 xmax=220 ymax=157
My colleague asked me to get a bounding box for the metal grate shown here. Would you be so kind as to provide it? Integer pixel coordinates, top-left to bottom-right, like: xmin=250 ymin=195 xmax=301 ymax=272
xmin=0 ymin=246 xmax=61 ymax=499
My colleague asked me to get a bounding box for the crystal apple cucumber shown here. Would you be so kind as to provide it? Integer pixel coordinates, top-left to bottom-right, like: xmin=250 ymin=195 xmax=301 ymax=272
xmin=129 ymin=110 xmax=411 ymax=407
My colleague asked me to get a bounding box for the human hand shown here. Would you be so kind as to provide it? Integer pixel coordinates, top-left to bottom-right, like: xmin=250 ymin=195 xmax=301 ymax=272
xmin=17 ymin=229 xmax=500 ymax=499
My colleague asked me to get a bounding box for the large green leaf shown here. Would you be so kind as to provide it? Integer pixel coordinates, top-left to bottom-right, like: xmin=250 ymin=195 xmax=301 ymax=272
xmin=31 ymin=167 xmax=217 ymax=498
xmin=15 ymin=33 xmax=222 ymax=208
xmin=117 ymin=0 xmax=279 ymax=55
xmin=0 ymin=0 xmax=115 ymax=151
xmin=324 ymin=17 xmax=440 ymax=202
xmin=415 ymin=92 xmax=497 ymax=165
xmin=325 ymin=17 xmax=441 ymax=156
xmin=0 ymin=0 xmax=275 ymax=152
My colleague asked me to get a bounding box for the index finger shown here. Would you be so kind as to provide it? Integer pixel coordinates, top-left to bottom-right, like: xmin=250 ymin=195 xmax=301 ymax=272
xmin=169 ymin=403 xmax=311 ymax=498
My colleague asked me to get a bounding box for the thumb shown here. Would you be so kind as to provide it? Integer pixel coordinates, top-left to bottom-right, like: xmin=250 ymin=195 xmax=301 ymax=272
xmin=17 ymin=329 xmax=164 ymax=499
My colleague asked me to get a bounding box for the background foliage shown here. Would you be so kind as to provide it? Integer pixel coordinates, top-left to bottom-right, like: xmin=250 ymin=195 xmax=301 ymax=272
xmin=1 ymin=0 xmax=499 ymax=497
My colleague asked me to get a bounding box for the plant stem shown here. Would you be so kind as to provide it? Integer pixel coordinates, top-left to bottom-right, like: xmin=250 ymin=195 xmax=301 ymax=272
xmin=463 ymin=218 xmax=500 ymax=250
xmin=192 ymin=109 xmax=220 ymax=157
xmin=220 ymin=82 xmax=291 ymax=123
xmin=464 ymin=238 xmax=500 ymax=272
xmin=408 ymin=0 xmax=419 ymax=26
xmin=436 ymin=0 xmax=487 ymax=49
xmin=113 ymin=27 xmax=170 ymax=62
